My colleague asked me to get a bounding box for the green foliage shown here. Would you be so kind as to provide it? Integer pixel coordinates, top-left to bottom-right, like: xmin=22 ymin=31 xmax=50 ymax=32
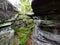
xmin=18 ymin=33 xmax=27 ymax=45
xmin=13 ymin=0 xmax=34 ymax=45
xmin=13 ymin=15 xmax=34 ymax=35
xmin=19 ymin=0 xmax=32 ymax=15
xmin=18 ymin=27 xmax=31 ymax=35
xmin=13 ymin=42 xmax=16 ymax=45
xmin=28 ymin=19 xmax=33 ymax=23
xmin=13 ymin=15 xmax=34 ymax=36
xmin=18 ymin=27 xmax=28 ymax=31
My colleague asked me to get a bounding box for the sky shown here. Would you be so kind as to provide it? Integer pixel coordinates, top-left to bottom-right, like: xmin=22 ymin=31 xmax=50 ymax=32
xmin=8 ymin=0 xmax=32 ymax=6
xmin=8 ymin=0 xmax=20 ymax=5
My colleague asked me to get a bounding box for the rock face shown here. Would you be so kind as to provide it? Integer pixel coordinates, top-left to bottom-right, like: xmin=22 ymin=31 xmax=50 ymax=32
xmin=32 ymin=20 xmax=60 ymax=45
xmin=0 ymin=0 xmax=18 ymax=23
xmin=31 ymin=0 xmax=60 ymax=45
xmin=0 ymin=0 xmax=18 ymax=45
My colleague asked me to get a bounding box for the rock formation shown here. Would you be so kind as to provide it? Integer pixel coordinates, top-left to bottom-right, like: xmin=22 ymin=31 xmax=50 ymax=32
xmin=31 ymin=0 xmax=60 ymax=45
xmin=0 ymin=0 xmax=18 ymax=45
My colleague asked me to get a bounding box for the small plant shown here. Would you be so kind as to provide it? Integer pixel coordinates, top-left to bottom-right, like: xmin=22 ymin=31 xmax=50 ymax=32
xmin=18 ymin=33 xmax=27 ymax=45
